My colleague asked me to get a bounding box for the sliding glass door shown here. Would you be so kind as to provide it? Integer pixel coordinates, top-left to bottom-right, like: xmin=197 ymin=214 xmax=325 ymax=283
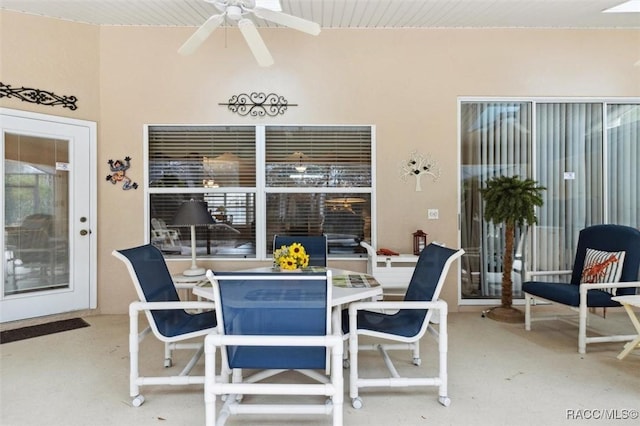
xmin=460 ymin=102 xmax=532 ymax=298
xmin=460 ymin=99 xmax=639 ymax=302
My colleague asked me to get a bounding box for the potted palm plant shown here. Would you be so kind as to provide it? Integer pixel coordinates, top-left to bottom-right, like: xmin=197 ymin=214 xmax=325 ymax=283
xmin=480 ymin=175 xmax=545 ymax=322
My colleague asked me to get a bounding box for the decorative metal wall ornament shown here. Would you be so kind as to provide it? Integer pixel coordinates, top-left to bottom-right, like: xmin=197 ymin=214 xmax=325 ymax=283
xmin=399 ymin=150 xmax=441 ymax=192
xmin=219 ymin=92 xmax=297 ymax=117
xmin=0 ymin=82 xmax=78 ymax=110
xmin=106 ymin=156 xmax=138 ymax=190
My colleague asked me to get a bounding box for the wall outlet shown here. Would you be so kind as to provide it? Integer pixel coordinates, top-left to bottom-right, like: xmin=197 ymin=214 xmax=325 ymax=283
xmin=428 ymin=209 xmax=439 ymax=219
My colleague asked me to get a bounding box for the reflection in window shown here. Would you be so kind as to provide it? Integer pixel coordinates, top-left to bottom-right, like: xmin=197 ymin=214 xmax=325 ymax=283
xmin=149 ymin=192 xmax=256 ymax=258
xmin=265 ymin=193 xmax=370 ymax=256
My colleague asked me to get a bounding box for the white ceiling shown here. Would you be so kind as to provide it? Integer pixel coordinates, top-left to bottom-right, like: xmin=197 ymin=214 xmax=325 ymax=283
xmin=1 ymin=0 xmax=639 ymax=29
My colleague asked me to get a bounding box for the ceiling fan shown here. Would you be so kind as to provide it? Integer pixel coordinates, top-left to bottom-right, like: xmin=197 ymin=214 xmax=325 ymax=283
xmin=178 ymin=0 xmax=321 ymax=67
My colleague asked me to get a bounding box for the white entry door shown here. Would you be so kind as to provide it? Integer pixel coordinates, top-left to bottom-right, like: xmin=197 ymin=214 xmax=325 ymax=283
xmin=1 ymin=109 xmax=96 ymax=322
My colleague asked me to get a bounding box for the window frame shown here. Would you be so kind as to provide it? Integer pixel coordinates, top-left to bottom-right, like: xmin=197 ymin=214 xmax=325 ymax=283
xmin=144 ymin=124 xmax=376 ymax=262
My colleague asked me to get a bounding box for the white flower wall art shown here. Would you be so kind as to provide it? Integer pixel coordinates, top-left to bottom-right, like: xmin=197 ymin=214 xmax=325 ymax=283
xmin=399 ymin=151 xmax=441 ymax=192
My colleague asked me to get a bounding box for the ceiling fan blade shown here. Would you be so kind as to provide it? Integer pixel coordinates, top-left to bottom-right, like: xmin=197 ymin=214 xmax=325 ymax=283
xmin=178 ymin=14 xmax=225 ymax=55
xmin=238 ymin=18 xmax=274 ymax=67
xmin=253 ymin=7 xmax=321 ymax=36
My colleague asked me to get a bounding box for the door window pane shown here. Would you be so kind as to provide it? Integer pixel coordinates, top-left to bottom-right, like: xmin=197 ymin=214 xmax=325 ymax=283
xmin=4 ymin=133 xmax=70 ymax=295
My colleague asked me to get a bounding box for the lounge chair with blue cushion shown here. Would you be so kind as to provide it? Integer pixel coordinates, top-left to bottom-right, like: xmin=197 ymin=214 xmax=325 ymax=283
xmin=523 ymin=224 xmax=640 ymax=354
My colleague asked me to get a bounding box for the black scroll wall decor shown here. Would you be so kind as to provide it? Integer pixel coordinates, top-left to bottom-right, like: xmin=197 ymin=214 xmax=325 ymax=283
xmin=219 ymin=92 xmax=297 ymax=117
xmin=0 ymin=82 xmax=78 ymax=110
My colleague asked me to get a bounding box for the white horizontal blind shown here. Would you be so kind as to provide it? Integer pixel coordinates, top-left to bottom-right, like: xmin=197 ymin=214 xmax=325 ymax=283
xmin=148 ymin=126 xmax=256 ymax=188
xmin=264 ymin=125 xmax=373 ymax=256
xmin=265 ymin=126 xmax=372 ymax=188
xmin=147 ymin=125 xmax=257 ymax=258
xmin=146 ymin=125 xmax=374 ymax=259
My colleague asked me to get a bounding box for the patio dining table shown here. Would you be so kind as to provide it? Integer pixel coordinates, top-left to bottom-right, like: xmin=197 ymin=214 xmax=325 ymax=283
xmin=192 ymin=267 xmax=383 ymax=331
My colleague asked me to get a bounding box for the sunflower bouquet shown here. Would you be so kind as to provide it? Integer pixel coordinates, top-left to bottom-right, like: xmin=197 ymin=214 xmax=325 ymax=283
xmin=273 ymin=242 xmax=310 ymax=271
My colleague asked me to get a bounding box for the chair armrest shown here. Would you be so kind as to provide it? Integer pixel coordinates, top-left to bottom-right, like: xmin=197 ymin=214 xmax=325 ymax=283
xmin=129 ymin=300 xmax=215 ymax=314
xmin=206 ymin=334 xmax=343 ymax=350
xmin=359 ymin=241 xmax=376 ymax=257
xmin=579 ymin=281 xmax=640 ymax=294
xmin=347 ymin=300 xmax=448 ymax=335
xmin=348 ymin=299 xmax=448 ymax=314
xmin=174 ymin=283 xmax=201 ymax=290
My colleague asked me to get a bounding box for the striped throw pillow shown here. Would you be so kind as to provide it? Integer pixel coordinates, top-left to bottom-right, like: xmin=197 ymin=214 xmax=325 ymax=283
xmin=580 ymin=248 xmax=626 ymax=295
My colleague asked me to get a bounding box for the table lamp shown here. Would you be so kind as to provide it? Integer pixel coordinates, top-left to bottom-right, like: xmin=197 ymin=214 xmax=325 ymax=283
xmin=172 ymin=200 xmax=215 ymax=276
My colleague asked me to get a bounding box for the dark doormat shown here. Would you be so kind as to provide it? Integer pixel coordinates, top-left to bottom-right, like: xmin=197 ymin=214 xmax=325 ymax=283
xmin=1 ymin=318 xmax=90 ymax=344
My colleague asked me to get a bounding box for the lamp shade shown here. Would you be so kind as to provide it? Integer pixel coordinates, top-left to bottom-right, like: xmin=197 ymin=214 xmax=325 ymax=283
xmin=172 ymin=200 xmax=215 ymax=226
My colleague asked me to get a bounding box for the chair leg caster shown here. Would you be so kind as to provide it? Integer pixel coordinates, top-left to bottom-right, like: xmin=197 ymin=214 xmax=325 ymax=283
xmin=439 ymin=396 xmax=451 ymax=407
xmin=164 ymin=358 xmax=172 ymax=368
xmin=351 ymin=397 xmax=363 ymax=409
xmin=132 ymin=395 xmax=145 ymax=407
xmin=412 ymin=357 xmax=421 ymax=366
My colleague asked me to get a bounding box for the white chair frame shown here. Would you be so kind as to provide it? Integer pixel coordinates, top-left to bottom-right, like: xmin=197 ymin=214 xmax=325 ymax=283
xmin=205 ymin=334 xmax=343 ymax=426
xmin=524 ymin=269 xmax=640 ymax=354
xmin=128 ymin=300 xmax=216 ymax=406
xmin=347 ymin=300 xmax=450 ymax=409
xmin=345 ymin=246 xmax=463 ymax=409
xmin=113 ymin=248 xmax=217 ymax=407
xmin=204 ymin=270 xmax=343 ymax=426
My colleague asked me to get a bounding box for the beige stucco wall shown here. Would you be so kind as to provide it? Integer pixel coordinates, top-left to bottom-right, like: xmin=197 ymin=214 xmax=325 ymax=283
xmin=2 ymin=11 xmax=639 ymax=315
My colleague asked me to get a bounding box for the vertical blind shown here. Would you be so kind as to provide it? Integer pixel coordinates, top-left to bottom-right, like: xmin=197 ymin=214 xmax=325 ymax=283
xmin=460 ymin=100 xmax=639 ymax=301
xmin=535 ymin=103 xmax=603 ymax=272
xmin=460 ymin=102 xmax=531 ymax=298
xmin=607 ymin=104 xmax=639 ymax=227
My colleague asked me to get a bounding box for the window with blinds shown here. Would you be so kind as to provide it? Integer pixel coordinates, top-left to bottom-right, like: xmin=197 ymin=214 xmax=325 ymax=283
xmin=264 ymin=126 xmax=372 ymax=256
xmin=265 ymin=126 xmax=372 ymax=188
xmin=146 ymin=124 xmax=374 ymax=260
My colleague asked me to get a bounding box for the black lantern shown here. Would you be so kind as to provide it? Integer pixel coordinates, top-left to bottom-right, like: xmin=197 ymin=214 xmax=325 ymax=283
xmin=413 ymin=230 xmax=427 ymax=255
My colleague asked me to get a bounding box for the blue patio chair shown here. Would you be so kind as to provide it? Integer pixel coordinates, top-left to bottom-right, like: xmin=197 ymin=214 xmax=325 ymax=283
xmin=523 ymin=224 xmax=640 ymax=354
xmin=204 ymin=270 xmax=343 ymax=426
xmin=342 ymin=243 xmax=464 ymax=409
xmin=274 ymin=234 xmax=328 ymax=267
xmin=112 ymin=244 xmax=217 ymax=407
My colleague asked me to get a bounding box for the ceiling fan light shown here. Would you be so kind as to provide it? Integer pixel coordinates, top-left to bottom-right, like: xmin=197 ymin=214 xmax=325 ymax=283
xmin=227 ymin=5 xmax=243 ymax=20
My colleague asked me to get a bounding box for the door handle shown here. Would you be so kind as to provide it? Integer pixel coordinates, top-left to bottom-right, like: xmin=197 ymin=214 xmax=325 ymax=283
xmin=80 ymin=229 xmax=90 ymax=236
